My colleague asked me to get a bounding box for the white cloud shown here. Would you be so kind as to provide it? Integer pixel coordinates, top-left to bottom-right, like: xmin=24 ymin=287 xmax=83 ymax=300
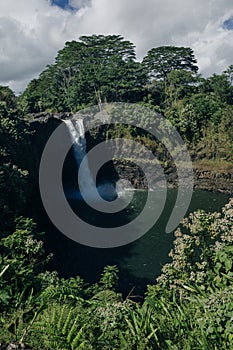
xmin=0 ymin=0 xmax=74 ymax=93
xmin=0 ymin=0 xmax=233 ymax=93
xmin=69 ymin=0 xmax=91 ymax=9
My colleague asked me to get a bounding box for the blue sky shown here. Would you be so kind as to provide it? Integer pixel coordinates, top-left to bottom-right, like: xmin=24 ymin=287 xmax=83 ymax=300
xmin=51 ymin=0 xmax=70 ymax=9
xmin=223 ymin=16 xmax=233 ymax=30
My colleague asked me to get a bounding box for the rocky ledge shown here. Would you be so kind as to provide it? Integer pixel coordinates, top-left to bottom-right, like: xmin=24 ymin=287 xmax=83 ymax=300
xmin=27 ymin=114 xmax=233 ymax=195
xmin=193 ymin=169 xmax=233 ymax=194
xmin=113 ymin=160 xmax=233 ymax=194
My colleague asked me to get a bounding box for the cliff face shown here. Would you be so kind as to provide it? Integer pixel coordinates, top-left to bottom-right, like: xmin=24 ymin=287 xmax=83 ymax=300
xmin=193 ymin=169 xmax=233 ymax=194
xmin=112 ymin=160 xmax=233 ymax=194
xmin=27 ymin=114 xmax=233 ymax=195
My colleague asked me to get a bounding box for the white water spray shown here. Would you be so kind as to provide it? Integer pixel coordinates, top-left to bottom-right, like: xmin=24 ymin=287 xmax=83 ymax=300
xmin=63 ymin=118 xmax=117 ymax=202
xmin=63 ymin=119 xmax=97 ymax=199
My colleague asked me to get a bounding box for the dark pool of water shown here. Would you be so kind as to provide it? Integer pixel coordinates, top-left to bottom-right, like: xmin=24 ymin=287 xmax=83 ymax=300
xmin=45 ymin=189 xmax=230 ymax=297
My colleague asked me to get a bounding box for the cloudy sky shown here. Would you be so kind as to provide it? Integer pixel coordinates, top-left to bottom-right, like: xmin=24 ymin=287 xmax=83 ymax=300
xmin=0 ymin=0 xmax=233 ymax=94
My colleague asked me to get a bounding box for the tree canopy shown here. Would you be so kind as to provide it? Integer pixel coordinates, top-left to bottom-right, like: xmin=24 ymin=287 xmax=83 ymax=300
xmin=142 ymin=46 xmax=198 ymax=80
xmin=1 ymin=34 xmax=233 ymax=350
xmin=19 ymin=35 xmax=147 ymax=112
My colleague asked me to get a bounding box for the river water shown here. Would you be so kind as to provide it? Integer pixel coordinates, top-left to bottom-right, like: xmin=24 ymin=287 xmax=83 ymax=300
xmin=46 ymin=188 xmax=230 ymax=296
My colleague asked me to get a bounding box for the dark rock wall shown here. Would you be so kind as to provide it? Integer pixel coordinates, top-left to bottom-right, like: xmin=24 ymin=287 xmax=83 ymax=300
xmin=113 ymin=160 xmax=233 ymax=194
xmin=27 ymin=114 xmax=233 ymax=196
xmin=193 ymin=169 xmax=233 ymax=194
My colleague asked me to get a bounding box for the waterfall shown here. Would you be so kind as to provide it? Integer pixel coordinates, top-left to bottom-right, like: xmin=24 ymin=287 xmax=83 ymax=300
xmin=63 ymin=118 xmax=117 ymax=202
xmin=63 ymin=118 xmax=96 ymax=199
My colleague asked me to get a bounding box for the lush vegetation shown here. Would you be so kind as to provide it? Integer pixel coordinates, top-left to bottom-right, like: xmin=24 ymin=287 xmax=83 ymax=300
xmin=0 ymin=202 xmax=232 ymax=349
xmin=18 ymin=35 xmax=233 ymax=162
xmin=0 ymin=35 xmax=232 ymax=348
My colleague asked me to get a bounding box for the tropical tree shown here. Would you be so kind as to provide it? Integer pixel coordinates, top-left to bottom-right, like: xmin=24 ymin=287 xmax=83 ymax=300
xmin=19 ymin=35 xmax=147 ymax=113
xmin=0 ymin=97 xmax=30 ymax=228
xmin=143 ymin=46 xmax=198 ymax=81
xmin=0 ymin=86 xmax=17 ymax=109
xmin=224 ymin=64 xmax=233 ymax=85
xmin=199 ymin=73 xmax=233 ymax=104
xmin=165 ymin=69 xmax=201 ymax=105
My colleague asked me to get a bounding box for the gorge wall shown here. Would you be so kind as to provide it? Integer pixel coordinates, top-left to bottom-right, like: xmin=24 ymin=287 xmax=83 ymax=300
xmin=28 ymin=113 xmax=233 ymax=195
xmin=113 ymin=160 xmax=233 ymax=194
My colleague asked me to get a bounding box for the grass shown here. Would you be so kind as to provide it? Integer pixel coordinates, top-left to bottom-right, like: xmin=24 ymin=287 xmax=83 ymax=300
xmin=193 ymin=159 xmax=233 ymax=173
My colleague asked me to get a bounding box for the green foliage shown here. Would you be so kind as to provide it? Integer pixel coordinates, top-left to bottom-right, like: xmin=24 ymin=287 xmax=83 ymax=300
xmin=145 ymin=285 xmax=233 ymax=350
xmin=194 ymin=106 xmax=233 ymax=160
xmin=145 ymin=199 xmax=233 ymax=349
xmin=120 ymin=302 xmax=159 ymax=349
xmin=165 ymin=69 xmax=201 ymax=106
xmin=1 ymin=36 xmax=233 ymax=350
xmin=0 ymin=86 xmax=17 ymax=109
xmin=156 ymin=199 xmax=233 ymax=292
xmin=19 ymin=35 xmax=147 ymax=113
xmin=224 ymin=64 xmax=233 ymax=85
xmin=0 ymin=217 xmax=54 ymax=345
xmin=200 ymin=73 xmax=233 ymax=104
xmin=0 ymin=102 xmax=31 ymax=228
xmin=16 ymin=37 xmax=233 ymax=164
xmin=165 ymin=85 xmax=233 ymax=147
xmin=143 ymin=46 xmax=198 ymax=80
xmin=0 ymin=200 xmax=232 ymax=349
xmin=28 ymin=302 xmax=88 ymax=349
xmin=99 ymin=265 xmax=119 ymax=290
xmin=0 ymin=218 xmax=47 ymax=312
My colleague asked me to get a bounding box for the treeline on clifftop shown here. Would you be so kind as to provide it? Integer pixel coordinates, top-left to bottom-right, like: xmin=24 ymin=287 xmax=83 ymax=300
xmin=0 ymin=33 xmax=232 ymax=227
xmin=17 ymin=34 xmax=233 ymax=159
xmin=0 ymin=35 xmax=233 ymax=349
xmin=0 ymin=96 xmax=233 ymax=348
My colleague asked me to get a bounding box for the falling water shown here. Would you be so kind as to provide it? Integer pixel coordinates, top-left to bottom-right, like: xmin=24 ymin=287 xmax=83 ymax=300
xmin=63 ymin=118 xmax=116 ymax=201
xmin=63 ymin=118 xmax=97 ymax=199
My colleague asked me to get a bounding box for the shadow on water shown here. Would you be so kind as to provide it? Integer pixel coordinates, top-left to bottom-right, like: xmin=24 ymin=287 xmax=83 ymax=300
xmin=43 ymin=184 xmax=230 ymax=298
xmin=34 ymin=117 xmax=231 ymax=297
